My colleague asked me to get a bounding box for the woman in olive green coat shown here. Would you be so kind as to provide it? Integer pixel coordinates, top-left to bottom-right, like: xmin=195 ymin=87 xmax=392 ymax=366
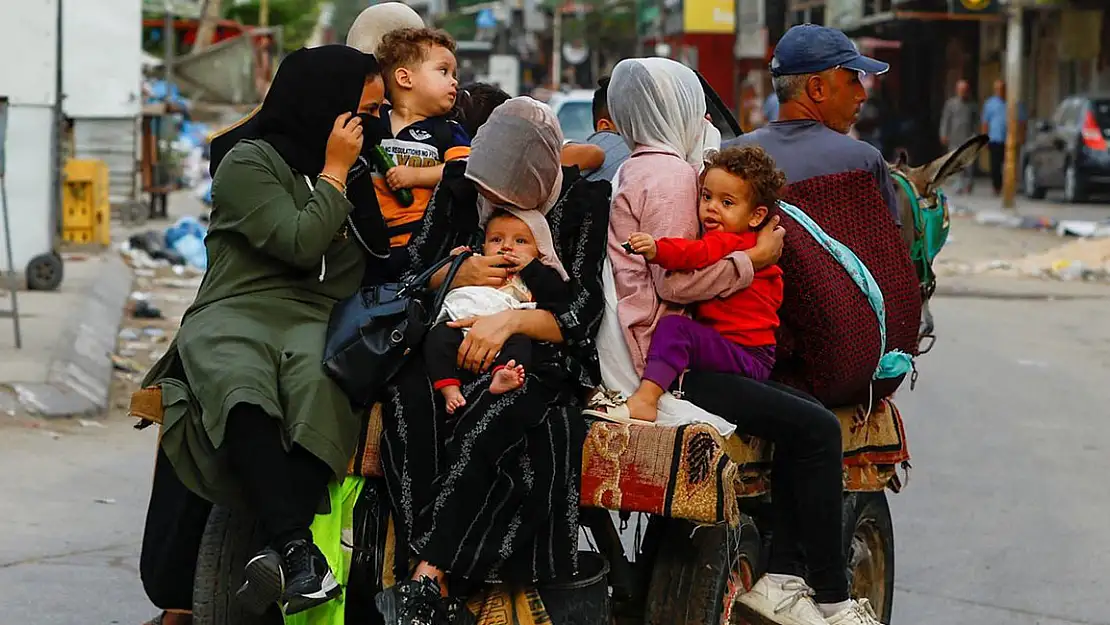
xmin=140 ymin=45 xmax=385 ymax=617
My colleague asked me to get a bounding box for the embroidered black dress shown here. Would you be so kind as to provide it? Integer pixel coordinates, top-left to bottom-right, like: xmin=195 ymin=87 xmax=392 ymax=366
xmin=380 ymin=161 xmax=610 ymax=584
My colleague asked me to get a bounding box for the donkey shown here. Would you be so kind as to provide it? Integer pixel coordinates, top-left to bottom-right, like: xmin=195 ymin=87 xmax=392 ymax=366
xmin=887 ymin=133 xmax=989 ymax=351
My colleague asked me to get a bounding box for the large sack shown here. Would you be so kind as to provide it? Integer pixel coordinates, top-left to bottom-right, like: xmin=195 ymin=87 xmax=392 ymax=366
xmin=771 ymin=170 xmax=921 ymax=406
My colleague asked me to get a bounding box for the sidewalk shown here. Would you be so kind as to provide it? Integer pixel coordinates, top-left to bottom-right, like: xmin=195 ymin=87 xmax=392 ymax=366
xmin=0 ymin=191 xmax=205 ymax=418
xmin=944 ymin=179 xmax=1110 ymax=230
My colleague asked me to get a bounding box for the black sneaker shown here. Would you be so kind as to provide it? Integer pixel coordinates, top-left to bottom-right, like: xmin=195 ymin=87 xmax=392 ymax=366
xmin=236 ymin=548 xmax=284 ymax=615
xmin=280 ymin=539 xmax=342 ymax=615
xmin=375 ymin=576 xmax=450 ymax=625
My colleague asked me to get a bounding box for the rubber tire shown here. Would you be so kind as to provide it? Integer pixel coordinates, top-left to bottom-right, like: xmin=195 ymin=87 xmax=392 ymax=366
xmin=192 ymin=506 xmax=283 ymax=625
xmin=26 ymin=252 xmax=63 ymax=291
xmin=1064 ymin=162 xmax=1087 ymax=203
xmin=843 ymin=493 xmax=896 ymax=624
xmin=644 ymin=517 xmax=762 ymax=625
xmin=1023 ymin=161 xmax=1046 ymax=199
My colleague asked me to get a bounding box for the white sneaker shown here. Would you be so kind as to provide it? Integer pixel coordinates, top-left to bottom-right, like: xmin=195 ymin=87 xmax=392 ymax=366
xmin=823 ymin=599 xmax=885 ymax=625
xmin=734 ymin=574 xmax=828 ymax=625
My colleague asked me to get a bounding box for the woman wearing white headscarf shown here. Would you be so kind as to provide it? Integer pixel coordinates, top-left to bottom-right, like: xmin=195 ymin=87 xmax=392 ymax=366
xmin=374 ymin=97 xmax=611 ymax=624
xmin=596 ymin=58 xmax=883 ymax=625
xmin=345 ymin=2 xmax=424 ymax=54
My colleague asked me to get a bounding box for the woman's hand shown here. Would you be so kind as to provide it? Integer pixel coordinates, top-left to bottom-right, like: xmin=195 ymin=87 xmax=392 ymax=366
xmin=501 ymin=251 xmax=534 ymax=271
xmin=748 ymin=215 xmax=785 ymax=270
xmin=449 ymin=310 xmax=519 ymax=373
xmin=449 ymin=254 xmax=512 ymax=289
xmin=322 ymin=113 xmax=363 ymax=180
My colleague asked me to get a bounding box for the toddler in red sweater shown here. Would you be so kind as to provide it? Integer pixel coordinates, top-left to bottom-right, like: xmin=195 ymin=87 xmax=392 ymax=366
xmin=624 ymin=145 xmax=786 ymax=422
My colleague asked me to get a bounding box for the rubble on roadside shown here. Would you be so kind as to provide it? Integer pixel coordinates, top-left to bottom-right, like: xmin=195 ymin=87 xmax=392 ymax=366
xmin=936 ymin=237 xmax=1110 ymax=282
xmin=109 ymin=242 xmax=202 ymax=413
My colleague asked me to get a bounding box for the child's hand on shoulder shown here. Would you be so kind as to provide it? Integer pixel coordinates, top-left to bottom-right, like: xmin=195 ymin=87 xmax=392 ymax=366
xmin=449 ymin=245 xmax=471 ymax=257
xmin=627 ymin=233 xmax=657 ymax=260
xmin=385 ymin=165 xmax=420 ymax=190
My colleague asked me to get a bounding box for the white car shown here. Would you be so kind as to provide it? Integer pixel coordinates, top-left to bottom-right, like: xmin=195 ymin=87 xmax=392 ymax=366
xmin=546 ymin=89 xmax=597 ymax=143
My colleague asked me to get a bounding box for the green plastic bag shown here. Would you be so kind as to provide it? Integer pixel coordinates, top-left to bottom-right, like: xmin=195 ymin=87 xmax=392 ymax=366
xmin=284 ymin=477 xmax=365 ymax=625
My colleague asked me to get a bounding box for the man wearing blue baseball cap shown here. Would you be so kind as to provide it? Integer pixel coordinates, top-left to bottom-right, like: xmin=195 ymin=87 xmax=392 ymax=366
xmin=727 ymin=24 xmax=893 ymax=625
xmin=726 ymin=23 xmax=899 ymax=224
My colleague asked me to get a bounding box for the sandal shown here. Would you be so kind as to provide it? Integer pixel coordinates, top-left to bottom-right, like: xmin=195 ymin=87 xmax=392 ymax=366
xmin=581 ymin=388 xmax=655 ymax=427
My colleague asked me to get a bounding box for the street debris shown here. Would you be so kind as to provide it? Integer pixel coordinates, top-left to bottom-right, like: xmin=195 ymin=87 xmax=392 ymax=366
xmin=130 ymin=297 xmax=164 ymax=320
xmin=94 ymin=498 xmax=117 ymax=505
xmin=1056 ymin=220 xmax=1110 ymax=238
xmin=111 ymin=354 xmax=144 ymax=374
xmin=937 ymin=237 xmax=1110 ymax=282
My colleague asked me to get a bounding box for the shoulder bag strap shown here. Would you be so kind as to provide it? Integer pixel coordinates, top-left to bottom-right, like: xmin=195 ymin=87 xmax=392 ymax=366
xmin=430 ymin=251 xmax=474 ymax=315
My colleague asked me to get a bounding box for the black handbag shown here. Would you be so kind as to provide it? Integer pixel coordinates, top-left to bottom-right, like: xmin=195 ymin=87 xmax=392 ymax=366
xmin=323 ymin=250 xmax=472 ymax=406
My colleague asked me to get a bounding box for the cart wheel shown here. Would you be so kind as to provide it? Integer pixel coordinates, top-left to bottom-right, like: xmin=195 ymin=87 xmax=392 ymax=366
xmin=193 ymin=506 xmax=283 ymax=625
xmin=644 ymin=517 xmax=761 ymax=625
xmin=844 ymin=492 xmax=896 ymax=623
xmin=26 ymin=252 xmax=63 ymax=291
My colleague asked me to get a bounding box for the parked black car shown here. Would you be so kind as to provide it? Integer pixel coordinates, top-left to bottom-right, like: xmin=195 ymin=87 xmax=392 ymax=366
xmin=1022 ymin=94 xmax=1110 ymax=202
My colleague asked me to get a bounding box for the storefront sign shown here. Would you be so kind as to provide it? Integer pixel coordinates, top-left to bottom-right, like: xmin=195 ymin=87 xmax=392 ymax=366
xmin=684 ymin=0 xmax=735 ymax=34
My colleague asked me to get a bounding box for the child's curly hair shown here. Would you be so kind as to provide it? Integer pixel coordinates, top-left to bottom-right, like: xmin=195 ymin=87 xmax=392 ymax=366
xmin=377 ymin=27 xmax=456 ymax=79
xmin=702 ymin=145 xmax=787 ymax=214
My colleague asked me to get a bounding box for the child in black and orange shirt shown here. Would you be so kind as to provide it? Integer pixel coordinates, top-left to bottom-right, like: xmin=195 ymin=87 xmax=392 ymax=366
xmin=375 ymin=27 xmax=472 ymax=247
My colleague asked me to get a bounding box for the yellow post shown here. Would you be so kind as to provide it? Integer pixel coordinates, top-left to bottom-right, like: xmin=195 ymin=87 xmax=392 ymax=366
xmin=259 ymin=0 xmax=270 ymax=27
xmin=1001 ymin=1 xmax=1024 ymax=209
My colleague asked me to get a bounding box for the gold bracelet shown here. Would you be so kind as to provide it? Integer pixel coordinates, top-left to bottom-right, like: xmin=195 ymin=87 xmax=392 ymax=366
xmin=317 ymin=172 xmax=347 ymax=195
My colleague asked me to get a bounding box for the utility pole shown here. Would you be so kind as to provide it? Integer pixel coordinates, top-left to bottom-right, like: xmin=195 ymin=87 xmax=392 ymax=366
xmin=194 ymin=0 xmax=223 ymax=52
xmin=1001 ymin=0 xmax=1024 ymax=209
xmin=655 ymin=0 xmax=666 ymax=56
xmin=164 ymin=0 xmax=175 ymax=93
xmin=51 ymin=0 xmax=64 ymax=240
xmin=552 ymin=3 xmax=562 ymax=88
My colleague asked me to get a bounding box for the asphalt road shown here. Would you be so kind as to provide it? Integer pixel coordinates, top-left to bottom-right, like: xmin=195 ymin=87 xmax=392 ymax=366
xmin=4 ymin=283 xmax=1110 ymax=625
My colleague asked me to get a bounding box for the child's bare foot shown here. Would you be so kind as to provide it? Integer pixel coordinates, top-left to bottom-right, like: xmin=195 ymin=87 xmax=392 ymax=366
xmin=490 ymin=360 xmax=525 ymax=394
xmin=626 ymin=389 xmax=660 ymax=422
xmin=441 ymin=385 xmax=466 ymax=414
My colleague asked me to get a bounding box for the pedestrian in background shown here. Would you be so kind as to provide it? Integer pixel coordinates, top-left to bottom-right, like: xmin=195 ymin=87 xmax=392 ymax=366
xmin=939 ymin=78 xmax=978 ymax=194
xmin=980 ymin=79 xmax=1026 ymax=196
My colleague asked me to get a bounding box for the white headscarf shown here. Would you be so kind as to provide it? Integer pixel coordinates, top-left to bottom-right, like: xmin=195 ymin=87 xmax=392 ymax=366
xmin=465 ymin=97 xmax=568 ymax=281
xmin=607 ymin=57 xmax=721 ymax=166
xmin=345 ymin=2 xmax=424 ymax=54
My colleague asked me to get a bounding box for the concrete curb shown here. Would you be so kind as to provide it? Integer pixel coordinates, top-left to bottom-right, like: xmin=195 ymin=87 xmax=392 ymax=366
xmin=12 ymin=254 xmax=134 ymax=418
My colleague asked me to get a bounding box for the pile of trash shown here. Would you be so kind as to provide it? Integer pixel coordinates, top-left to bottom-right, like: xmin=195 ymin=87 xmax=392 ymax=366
xmin=123 ymin=215 xmax=208 ymax=271
xmin=939 ymin=237 xmax=1110 ymax=282
xmin=143 ymin=77 xmax=216 ymax=206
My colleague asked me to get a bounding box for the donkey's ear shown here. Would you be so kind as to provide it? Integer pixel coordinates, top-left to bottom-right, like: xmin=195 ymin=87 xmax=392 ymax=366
xmin=893 ymin=148 xmax=909 ymax=169
xmin=924 ymin=134 xmax=990 ymax=193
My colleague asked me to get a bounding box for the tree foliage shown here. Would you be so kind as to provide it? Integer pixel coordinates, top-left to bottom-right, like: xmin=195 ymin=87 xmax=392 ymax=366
xmin=548 ymin=0 xmax=639 ymax=67
xmin=225 ymin=0 xmax=321 ymax=51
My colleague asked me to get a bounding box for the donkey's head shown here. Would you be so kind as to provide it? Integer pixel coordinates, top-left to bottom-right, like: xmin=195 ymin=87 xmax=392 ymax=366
xmin=888 ymin=134 xmax=990 ymax=250
xmin=889 ymin=134 xmax=988 ymax=352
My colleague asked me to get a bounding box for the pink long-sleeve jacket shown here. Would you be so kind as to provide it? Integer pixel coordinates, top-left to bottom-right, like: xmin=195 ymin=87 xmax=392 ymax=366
xmin=608 ymin=147 xmax=756 ymax=375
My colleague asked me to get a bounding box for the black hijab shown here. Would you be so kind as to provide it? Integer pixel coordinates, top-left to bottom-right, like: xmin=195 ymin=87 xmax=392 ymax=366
xmin=209 ymin=45 xmax=380 ymax=177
